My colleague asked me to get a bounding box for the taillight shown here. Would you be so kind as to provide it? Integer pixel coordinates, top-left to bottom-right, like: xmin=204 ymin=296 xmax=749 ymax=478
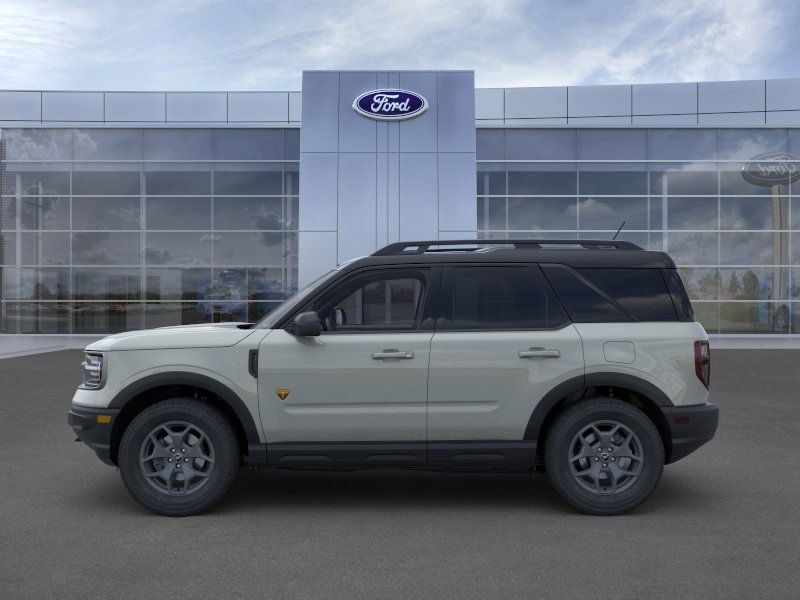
xmin=694 ymin=340 xmax=710 ymax=389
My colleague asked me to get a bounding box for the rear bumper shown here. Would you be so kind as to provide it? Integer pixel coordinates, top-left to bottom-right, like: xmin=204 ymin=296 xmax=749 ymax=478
xmin=663 ymin=403 xmax=719 ymax=464
xmin=68 ymin=404 xmax=121 ymax=466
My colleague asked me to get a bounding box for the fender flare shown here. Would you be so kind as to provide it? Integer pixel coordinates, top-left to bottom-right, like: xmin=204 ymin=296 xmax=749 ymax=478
xmin=108 ymin=371 xmax=261 ymax=445
xmin=523 ymin=372 xmax=673 ymax=441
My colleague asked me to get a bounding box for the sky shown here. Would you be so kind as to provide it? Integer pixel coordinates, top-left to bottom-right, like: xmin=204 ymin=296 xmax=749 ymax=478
xmin=0 ymin=0 xmax=797 ymax=91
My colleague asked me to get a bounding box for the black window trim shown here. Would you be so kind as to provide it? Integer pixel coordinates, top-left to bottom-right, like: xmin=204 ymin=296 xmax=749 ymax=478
xmin=283 ymin=264 xmax=441 ymax=335
xmin=276 ymin=261 xmax=686 ymax=333
xmin=435 ymin=262 xmax=571 ymax=333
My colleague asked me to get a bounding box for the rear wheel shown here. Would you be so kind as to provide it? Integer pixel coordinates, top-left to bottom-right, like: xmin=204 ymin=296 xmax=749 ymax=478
xmin=118 ymin=398 xmax=240 ymax=516
xmin=544 ymin=397 xmax=664 ymax=515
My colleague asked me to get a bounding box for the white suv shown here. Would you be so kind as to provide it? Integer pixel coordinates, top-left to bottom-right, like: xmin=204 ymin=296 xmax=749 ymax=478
xmin=68 ymin=239 xmax=718 ymax=516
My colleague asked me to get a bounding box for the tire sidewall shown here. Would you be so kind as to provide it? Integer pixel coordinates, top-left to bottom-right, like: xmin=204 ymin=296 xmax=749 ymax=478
xmin=118 ymin=400 xmax=239 ymax=516
xmin=545 ymin=400 xmax=664 ymax=514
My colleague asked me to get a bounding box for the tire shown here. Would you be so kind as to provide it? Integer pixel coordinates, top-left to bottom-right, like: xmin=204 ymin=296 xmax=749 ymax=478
xmin=544 ymin=397 xmax=664 ymax=516
xmin=118 ymin=398 xmax=240 ymax=517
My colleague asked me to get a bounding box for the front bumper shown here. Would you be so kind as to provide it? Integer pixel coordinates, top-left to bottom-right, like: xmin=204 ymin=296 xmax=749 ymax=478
xmin=663 ymin=402 xmax=719 ymax=464
xmin=68 ymin=404 xmax=121 ymax=466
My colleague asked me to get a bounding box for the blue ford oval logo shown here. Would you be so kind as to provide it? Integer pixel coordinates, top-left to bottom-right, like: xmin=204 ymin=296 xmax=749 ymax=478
xmin=353 ymin=89 xmax=428 ymax=121
xmin=742 ymin=152 xmax=800 ymax=186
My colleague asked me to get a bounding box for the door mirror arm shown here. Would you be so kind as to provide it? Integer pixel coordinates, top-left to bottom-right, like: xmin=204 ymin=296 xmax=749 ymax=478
xmin=288 ymin=311 xmax=322 ymax=337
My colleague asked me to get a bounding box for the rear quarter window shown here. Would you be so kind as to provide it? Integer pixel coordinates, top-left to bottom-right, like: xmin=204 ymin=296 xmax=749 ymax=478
xmin=541 ymin=265 xmax=680 ymax=322
xmin=540 ymin=265 xmax=629 ymax=323
xmin=576 ymin=268 xmax=678 ymax=321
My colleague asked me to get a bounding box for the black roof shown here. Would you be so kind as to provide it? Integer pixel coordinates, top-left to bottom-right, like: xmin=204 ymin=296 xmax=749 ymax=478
xmin=343 ymin=239 xmax=676 ymax=270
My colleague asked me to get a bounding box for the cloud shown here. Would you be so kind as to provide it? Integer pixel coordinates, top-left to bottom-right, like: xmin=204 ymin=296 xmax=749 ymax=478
xmin=0 ymin=0 xmax=795 ymax=90
xmin=0 ymin=1 xmax=94 ymax=87
xmin=568 ymin=197 xmax=616 ymax=221
xmin=237 ymin=0 xmax=523 ymax=89
xmin=466 ymin=0 xmax=791 ymax=87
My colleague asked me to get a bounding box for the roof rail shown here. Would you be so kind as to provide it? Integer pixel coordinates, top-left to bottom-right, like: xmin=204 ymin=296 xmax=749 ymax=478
xmin=371 ymin=239 xmax=642 ymax=256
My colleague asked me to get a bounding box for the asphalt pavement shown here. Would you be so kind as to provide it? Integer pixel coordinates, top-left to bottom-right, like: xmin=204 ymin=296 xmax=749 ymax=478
xmin=1 ymin=349 xmax=798 ymax=599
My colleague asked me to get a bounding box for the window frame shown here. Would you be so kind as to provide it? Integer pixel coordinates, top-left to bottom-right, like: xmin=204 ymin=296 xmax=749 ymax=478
xmin=289 ymin=265 xmax=440 ymax=335
xmin=436 ymin=263 xmax=570 ymax=332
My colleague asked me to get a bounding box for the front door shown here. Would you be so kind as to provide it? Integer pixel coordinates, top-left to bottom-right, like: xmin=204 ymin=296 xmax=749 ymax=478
xmin=426 ymin=264 xmax=584 ymax=465
xmin=258 ymin=266 xmax=439 ymax=466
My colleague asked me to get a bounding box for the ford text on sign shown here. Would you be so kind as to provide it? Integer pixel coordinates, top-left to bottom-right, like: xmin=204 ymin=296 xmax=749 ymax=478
xmin=742 ymin=152 xmax=800 ymax=186
xmin=352 ymin=89 xmax=428 ymax=121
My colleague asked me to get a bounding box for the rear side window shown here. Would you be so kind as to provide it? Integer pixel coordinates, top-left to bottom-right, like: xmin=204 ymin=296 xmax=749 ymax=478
xmin=542 ymin=265 xmax=680 ymax=322
xmin=577 ymin=268 xmax=677 ymax=321
xmin=541 ymin=265 xmax=629 ymax=323
xmin=445 ymin=266 xmax=568 ymax=330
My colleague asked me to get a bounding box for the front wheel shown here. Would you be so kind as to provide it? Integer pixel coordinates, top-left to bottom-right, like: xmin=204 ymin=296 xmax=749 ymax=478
xmin=544 ymin=398 xmax=664 ymax=515
xmin=118 ymin=398 xmax=240 ymax=516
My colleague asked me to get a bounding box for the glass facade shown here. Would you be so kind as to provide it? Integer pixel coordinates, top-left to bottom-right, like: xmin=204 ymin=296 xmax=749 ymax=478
xmin=0 ymin=128 xmax=299 ymax=333
xmin=2 ymin=124 xmax=800 ymax=336
xmin=477 ymin=128 xmax=800 ymax=334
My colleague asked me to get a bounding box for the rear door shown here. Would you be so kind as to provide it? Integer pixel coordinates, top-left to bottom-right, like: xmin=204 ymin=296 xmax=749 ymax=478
xmin=426 ymin=264 xmax=584 ymax=465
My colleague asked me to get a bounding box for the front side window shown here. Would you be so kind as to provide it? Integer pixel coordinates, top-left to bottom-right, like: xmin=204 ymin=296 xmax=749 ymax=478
xmin=315 ymin=270 xmax=427 ymax=332
xmin=445 ymin=266 xmax=567 ymax=330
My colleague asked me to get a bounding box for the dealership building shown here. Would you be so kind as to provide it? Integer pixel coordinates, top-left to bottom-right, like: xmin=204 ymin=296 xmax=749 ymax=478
xmin=2 ymin=70 xmax=800 ymax=346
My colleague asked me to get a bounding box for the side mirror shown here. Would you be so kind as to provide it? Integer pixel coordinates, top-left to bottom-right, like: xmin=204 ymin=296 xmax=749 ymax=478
xmin=289 ymin=311 xmax=322 ymax=337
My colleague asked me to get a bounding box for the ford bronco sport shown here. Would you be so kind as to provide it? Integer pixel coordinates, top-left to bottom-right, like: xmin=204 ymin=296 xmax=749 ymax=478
xmin=68 ymin=239 xmax=718 ymax=516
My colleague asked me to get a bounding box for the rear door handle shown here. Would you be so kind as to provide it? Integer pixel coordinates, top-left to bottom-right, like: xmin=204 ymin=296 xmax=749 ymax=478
xmin=519 ymin=348 xmax=560 ymax=359
xmin=372 ymin=350 xmax=415 ymax=360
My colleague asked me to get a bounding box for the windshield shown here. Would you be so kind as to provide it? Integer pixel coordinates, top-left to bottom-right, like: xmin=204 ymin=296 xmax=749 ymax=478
xmin=255 ymin=268 xmax=339 ymax=329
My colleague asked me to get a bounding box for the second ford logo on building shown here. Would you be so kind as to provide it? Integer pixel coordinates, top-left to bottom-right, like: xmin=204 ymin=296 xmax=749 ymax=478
xmin=353 ymin=89 xmax=428 ymax=121
xmin=742 ymin=152 xmax=800 ymax=186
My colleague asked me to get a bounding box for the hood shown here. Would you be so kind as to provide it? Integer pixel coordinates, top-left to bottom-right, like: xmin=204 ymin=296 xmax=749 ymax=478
xmin=85 ymin=322 xmax=257 ymax=352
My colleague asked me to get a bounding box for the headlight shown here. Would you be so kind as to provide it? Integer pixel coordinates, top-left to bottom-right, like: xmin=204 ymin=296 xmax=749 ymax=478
xmin=81 ymin=353 xmax=104 ymax=389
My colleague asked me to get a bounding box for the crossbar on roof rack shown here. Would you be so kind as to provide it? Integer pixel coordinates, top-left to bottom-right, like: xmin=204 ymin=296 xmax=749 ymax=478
xmin=371 ymin=239 xmax=642 ymax=256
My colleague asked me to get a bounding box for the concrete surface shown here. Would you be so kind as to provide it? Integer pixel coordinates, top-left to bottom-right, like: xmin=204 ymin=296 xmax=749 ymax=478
xmin=0 ymin=350 xmax=798 ymax=600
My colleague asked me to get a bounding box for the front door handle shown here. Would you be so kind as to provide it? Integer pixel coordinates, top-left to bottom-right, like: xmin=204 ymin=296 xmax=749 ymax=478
xmin=372 ymin=349 xmax=415 ymax=360
xmin=519 ymin=347 xmax=560 ymax=359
